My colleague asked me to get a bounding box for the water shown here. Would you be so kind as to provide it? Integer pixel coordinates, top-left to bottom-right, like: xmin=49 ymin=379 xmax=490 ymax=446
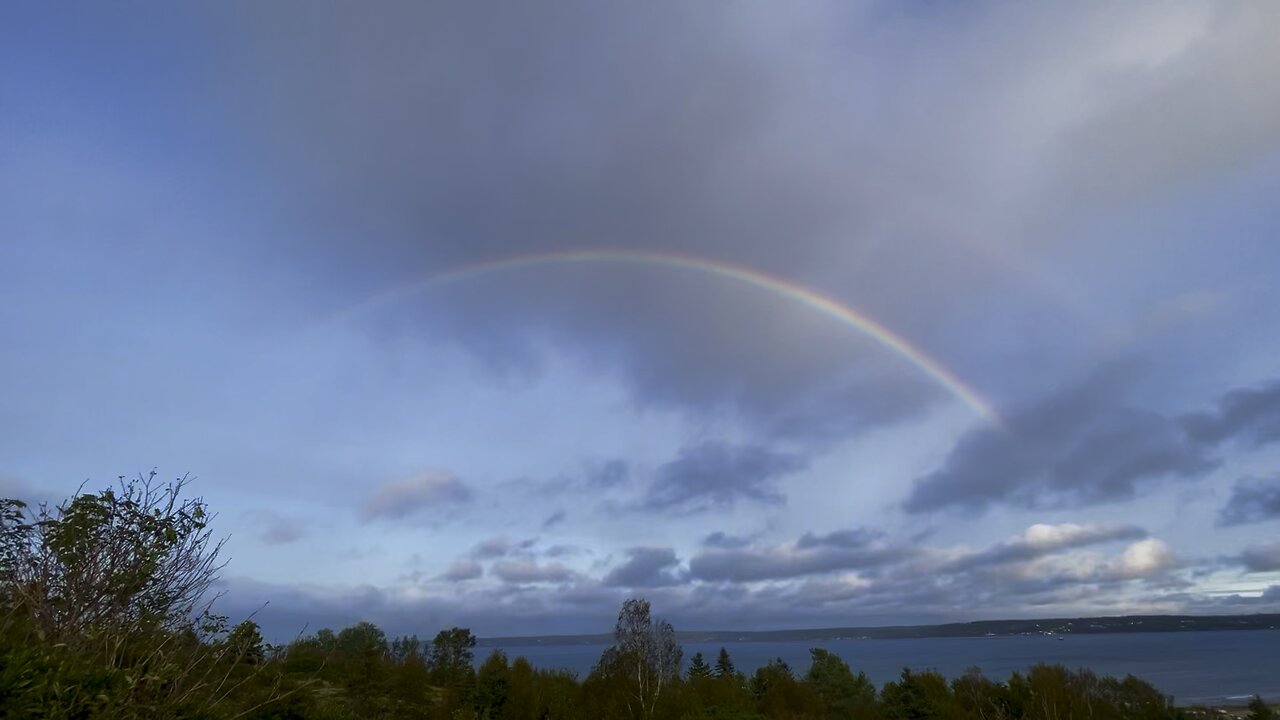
xmin=481 ymin=630 xmax=1279 ymax=706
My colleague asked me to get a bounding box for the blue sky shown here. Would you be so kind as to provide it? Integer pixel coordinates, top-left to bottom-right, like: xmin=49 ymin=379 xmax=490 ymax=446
xmin=3 ymin=1 xmax=1280 ymax=639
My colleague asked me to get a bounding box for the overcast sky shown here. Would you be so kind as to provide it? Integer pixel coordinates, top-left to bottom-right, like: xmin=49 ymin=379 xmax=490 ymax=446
xmin=3 ymin=1 xmax=1280 ymax=640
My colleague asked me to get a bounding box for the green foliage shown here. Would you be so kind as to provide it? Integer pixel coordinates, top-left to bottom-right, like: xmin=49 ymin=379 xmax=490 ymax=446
xmin=473 ymin=650 xmax=510 ymax=719
xmin=0 ymin=473 xmax=291 ymax=719
xmin=688 ymin=652 xmax=713 ymax=681
xmin=716 ymin=647 xmax=738 ymax=680
xmin=806 ymin=648 xmax=877 ymax=720
xmin=882 ymin=667 xmax=967 ymax=720
xmin=751 ymin=657 xmax=816 ymax=719
xmin=594 ymin=597 xmax=684 ymax=720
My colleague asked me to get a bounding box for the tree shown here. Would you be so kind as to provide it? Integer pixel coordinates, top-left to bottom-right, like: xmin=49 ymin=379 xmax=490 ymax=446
xmin=0 ymin=472 xmax=288 ymax=718
xmin=227 ymin=619 xmax=266 ymax=664
xmin=687 ymin=651 xmax=712 ymax=681
xmin=429 ymin=626 xmax=477 ymax=687
xmin=0 ymin=471 xmax=224 ymax=641
xmin=715 ymin=646 xmax=737 ymax=679
xmin=807 ymin=647 xmax=876 ymax=719
xmin=752 ymin=657 xmax=817 ymax=718
xmin=609 ymin=597 xmax=683 ymax=720
xmin=337 ymin=620 xmax=389 ymax=694
xmin=474 ymin=649 xmax=511 ymax=719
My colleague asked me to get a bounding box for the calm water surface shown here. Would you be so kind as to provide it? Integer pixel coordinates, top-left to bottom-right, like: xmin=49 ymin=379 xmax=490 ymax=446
xmin=482 ymin=630 xmax=1279 ymax=706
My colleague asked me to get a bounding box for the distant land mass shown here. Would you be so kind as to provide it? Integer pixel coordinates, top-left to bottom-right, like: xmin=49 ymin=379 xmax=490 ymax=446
xmin=479 ymin=613 xmax=1280 ymax=647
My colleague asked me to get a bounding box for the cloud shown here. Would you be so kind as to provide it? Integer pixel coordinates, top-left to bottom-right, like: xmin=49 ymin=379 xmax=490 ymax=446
xmin=1182 ymin=381 xmax=1280 ymax=447
xmin=689 ymin=529 xmax=905 ymax=582
xmin=905 ymin=367 xmax=1218 ymax=513
xmin=361 ymin=472 xmax=472 ymax=522
xmin=796 ymin=528 xmax=884 ymax=549
xmin=1109 ymin=539 xmax=1177 ymax=580
xmin=586 ymin=460 xmax=629 ymax=488
xmin=639 ymin=441 xmax=806 ymax=513
xmin=441 ymin=560 xmax=483 ymax=582
xmin=252 ymin=512 xmax=307 ymax=546
xmin=541 ymin=510 xmax=567 ymax=529
xmin=702 ymin=531 xmax=753 ymax=549
xmin=945 ymin=523 xmax=1149 ymax=571
xmin=1218 ymin=476 xmax=1280 ymax=526
xmin=490 ymin=558 xmax=576 ymax=585
xmin=470 ymin=537 xmax=516 ymax=559
xmin=1239 ymin=543 xmax=1280 ymax=573
xmin=603 ymin=547 xmax=683 ymax=588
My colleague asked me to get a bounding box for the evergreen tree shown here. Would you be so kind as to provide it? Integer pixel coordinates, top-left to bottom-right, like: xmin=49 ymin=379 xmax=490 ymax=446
xmin=687 ymin=651 xmax=712 ymax=680
xmin=715 ymin=646 xmax=736 ymax=679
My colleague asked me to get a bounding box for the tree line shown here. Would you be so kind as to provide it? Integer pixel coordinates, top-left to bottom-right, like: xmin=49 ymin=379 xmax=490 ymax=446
xmin=1 ymin=476 xmax=1275 ymax=719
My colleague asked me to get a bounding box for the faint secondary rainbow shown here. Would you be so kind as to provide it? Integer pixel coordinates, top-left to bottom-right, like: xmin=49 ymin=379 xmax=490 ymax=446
xmin=329 ymin=249 xmax=1002 ymax=426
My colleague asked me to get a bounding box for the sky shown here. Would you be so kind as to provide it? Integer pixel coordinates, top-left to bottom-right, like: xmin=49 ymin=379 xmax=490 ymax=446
xmin=2 ymin=1 xmax=1280 ymax=640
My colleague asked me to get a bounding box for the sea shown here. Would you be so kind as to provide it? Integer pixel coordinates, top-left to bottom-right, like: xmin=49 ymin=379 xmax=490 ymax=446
xmin=481 ymin=630 xmax=1279 ymax=706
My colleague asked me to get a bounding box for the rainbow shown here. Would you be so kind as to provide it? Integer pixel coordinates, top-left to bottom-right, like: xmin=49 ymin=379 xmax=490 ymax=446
xmin=329 ymin=249 xmax=1002 ymax=426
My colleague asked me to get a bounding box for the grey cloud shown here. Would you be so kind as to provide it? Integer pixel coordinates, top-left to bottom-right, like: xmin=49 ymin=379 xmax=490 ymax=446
xmin=218 ymin=531 xmax=1211 ymax=642
xmin=212 ymin=1 xmax=1280 ymax=446
xmin=468 ymin=537 xmax=537 ymax=560
xmin=491 ymin=558 xmax=575 ymax=585
xmin=1051 ymin=2 xmax=1280 ymax=210
xmin=471 ymin=537 xmax=514 ymax=559
xmin=796 ymin=528 xmax=884 ymax=549
xmin=241 ymin=509 xmax=307 ymax=545
xmin=1218 ymin=476 xmax=1280 ymax=526
xmin=541 ymin=510 xmax=567 ymax=529
xmin=258 ymin=516 xmax=306 ymax=546
xmin=1182 ymin=381 xmax=1280 ymax=447
xmin=587 ymin=460 xmax=629 ymax=488
xmin=702 ymin=531 xmax=753 ymax=549
xmin=1239 ymin=543 xmax=1280 ymax=573
xmin=441 ymin=560 xmax=483 ymax=582
xmin=640 ymin=441 xmax=806 ymax=513
xmin=222 ymin=1 xmax=1035 ymax=442
xmin=905 ymin=367 xmax=1218 ymax=513
xmin=689 ymin=532 xmax=906 ymax=583
xmin=544 ymin=544 xmax=588 ymax=558
xmin=361 ymin=472 xmax=472 ymax=522
xmin=603 ymin=547 xmax=683 ymax=588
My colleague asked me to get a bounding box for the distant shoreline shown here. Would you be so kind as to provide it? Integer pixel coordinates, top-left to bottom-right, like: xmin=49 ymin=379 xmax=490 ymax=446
xmin=479 ymin=612 xmax=1280 ymax=647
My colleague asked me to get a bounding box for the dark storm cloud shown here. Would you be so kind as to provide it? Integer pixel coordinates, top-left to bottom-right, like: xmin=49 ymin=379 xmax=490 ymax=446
xmin=361 ymin=473 xmax=472 ymax=522
xmin=1238 ymin=543 xmax=1280 ymax=573
xmin=904 ymin=368 xmax=1219 ymax=513
xmin=216 ymin=1 xmax=988 ymax=443
xmin=639 ymin=441 xmax=806 ymax=513
xmin=1218 ymin=476 xmax=1280 ymax=526
xmin=1182 ymin=381 xmax=1280 ymax=447
xmin=602 ymin=547 xmax=683 ymax=588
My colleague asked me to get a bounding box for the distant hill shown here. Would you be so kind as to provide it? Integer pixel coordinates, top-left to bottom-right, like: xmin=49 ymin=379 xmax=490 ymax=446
xmin=479 ymin=613 xmax=1280 ymax=647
